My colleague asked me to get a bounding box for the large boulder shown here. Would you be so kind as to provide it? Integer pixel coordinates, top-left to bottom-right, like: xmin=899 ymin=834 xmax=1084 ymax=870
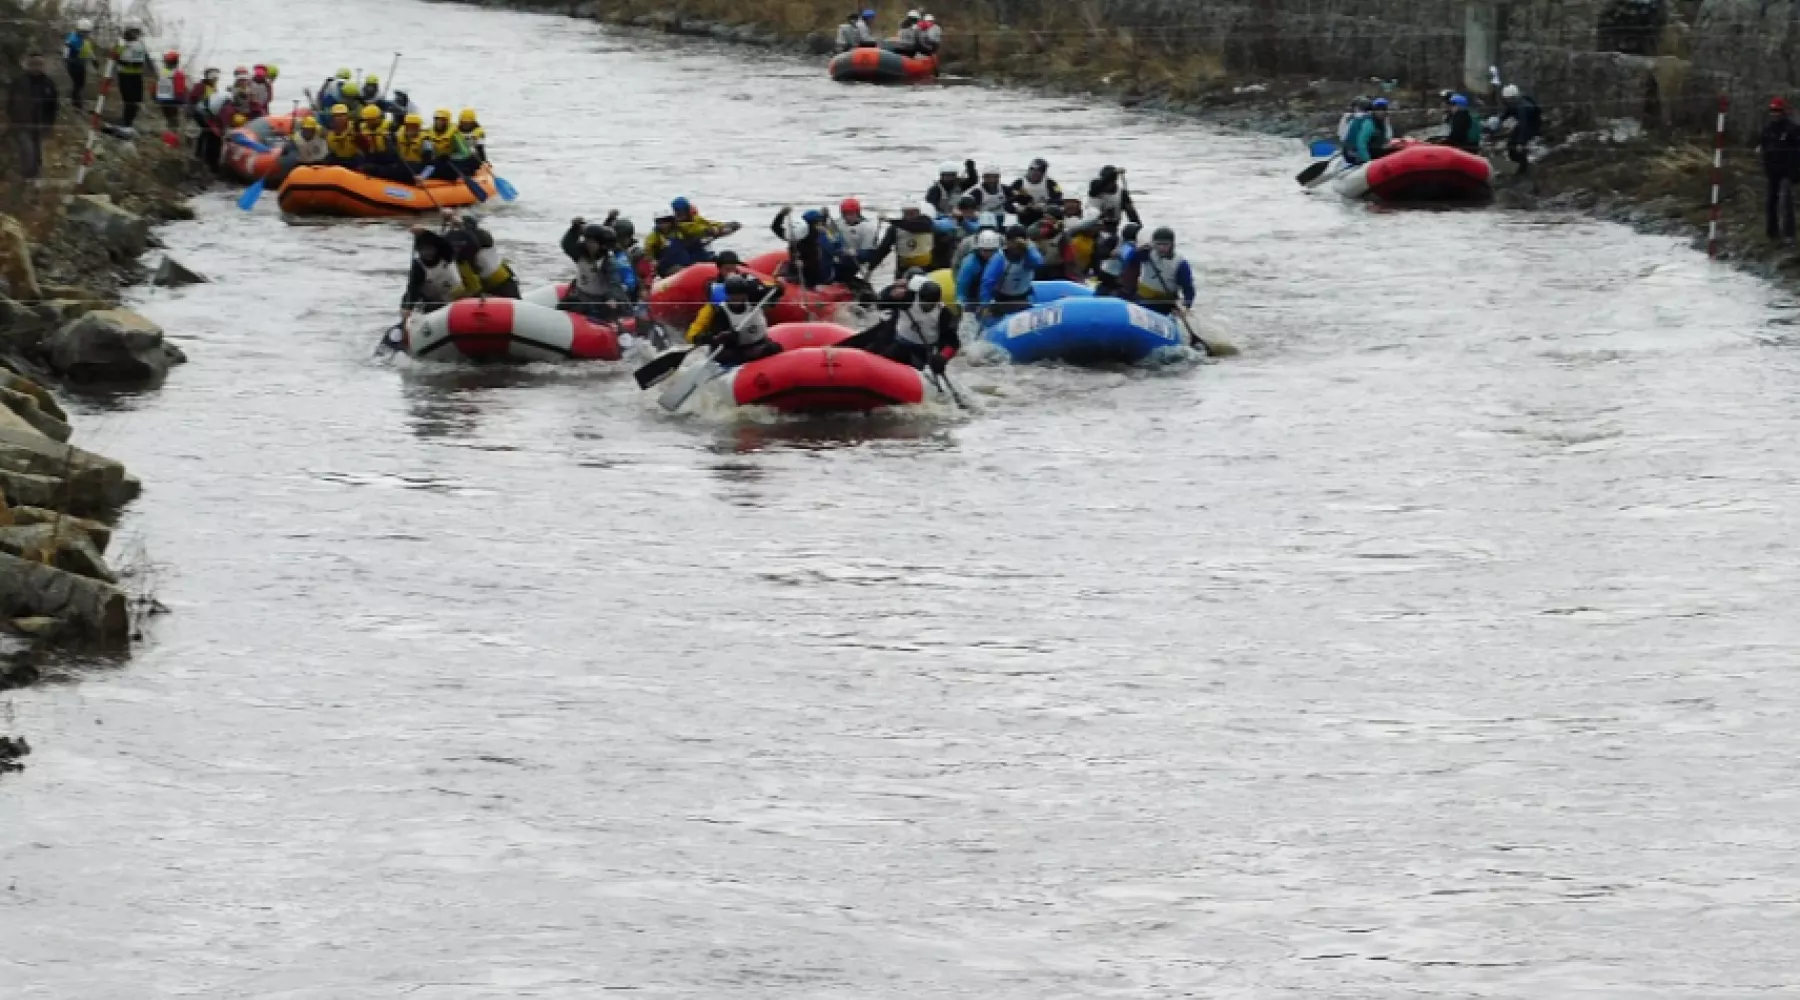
xmin=0 ymin=407 xmax=141 ymax=515
xmin=0 ymin=213 xmax=40 ymax=302
xmin=0 ymin=551 xmax=129 ymax=644
xmin=152 ymin=255 xmax=208 ymax=288
xmin=43 ymin=309 xmax=186 ymax=385
xmin=62 ymin=195 xmax=149 ymax=261
xmin=0 ymin=523 xmax=115 ymax=583
xmin=0 ymin=387 xmax=70 ymax=442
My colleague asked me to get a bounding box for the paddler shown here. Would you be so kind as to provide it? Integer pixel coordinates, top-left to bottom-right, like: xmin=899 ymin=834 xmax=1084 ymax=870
xmin=393 ymin=113 xmax=436 ymax=177
xmin=867 ymin=202 xmax=939 ymax=280
xmin=400 ymin=229 xmax=476 ymax=325
xmin=836 ymin=9 xmax=877 ymax=51
xmin=964 ymin=163 xmax=1009 ymax=217
xmin=926 ymin=160 xmax=977 ymax=215
xmin=977 ymin=225 xmax=1042 ymax=320
xmin=830 ymin=197 xmax=881 ymax=283
xmin=857 ymin=277 xmax=959 ymax=374
xmin=688 ymin=275 xmax=782 ymax=367
xmin=286 ymin=115 xmax=331 ymax=164
xmin=324 ymin=104 xmax=360 ymax=164
xmin=317 ymin=68 xmax=351 ymax=112
xmin=424 ymin=108 xmax=466 ymax=172
xmin=454 ymin=108 xmax=487 ymax=172
xmin=442 ymin=211 xmax=520 ymax=299
xmin=771 ymin=207 xmax=837 ymax=288
xmin=670 ymin=197 xmax=739 ymax=263
xmin=917 ymin=13 xmax=943 ymax=55
xmin=1440 ymin=94 xmax=1481 ymax=153
xmin=644 ymin=212 xmax=691 ymax=277
xmin=354 ymin=103 xmax=401 ymax=179
xmin=1122 ymin=226 xmax=1195 ymax=316
xmin=1086 ymin=165 xmax=1140 ymax=225
xmin=560 ymin=219 xmax=638 ymax=320
xmin=956 ymin=230 xmax=1002 ymax=304
xmin=1008 ymin=158 xmax=1063 ymax=216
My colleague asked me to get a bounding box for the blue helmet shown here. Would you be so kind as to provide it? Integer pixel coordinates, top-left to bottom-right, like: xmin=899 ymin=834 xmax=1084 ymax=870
xmin=1371 ymin=98 xmax=1390 ymax=110
xmin=861 ymin=8 xmax=875 ymax=18
xmin=1450 ymin=94 xmax=1468 ymax=107
xmin=671 ymin=196 xmax=692 ymax=214
xmin=801 ymin=209 xmax=824 ymax=224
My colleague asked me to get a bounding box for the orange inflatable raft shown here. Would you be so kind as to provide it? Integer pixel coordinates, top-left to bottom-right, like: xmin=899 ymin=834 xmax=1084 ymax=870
xmin=277 ymin=164 xmax=500 ymax=217
xmin=828 ymin=47 xmax=938 ymax=83
xmin=221 ymin=113 xmax=299 ymax=183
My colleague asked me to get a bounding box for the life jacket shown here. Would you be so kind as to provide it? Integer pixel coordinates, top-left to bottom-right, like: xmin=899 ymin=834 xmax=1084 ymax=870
xmin=394 ymin=130 xmax=429 ymax=165
xmin=833 ymin=217 xmax=880 ymax=256
xmin=356 ymin=123 xmax=390 ymax=155
xmin=426 ymin=125 xmax=464 ymax=158
xmin=1089 ymin=181 xmax=1124 ymax=216
xmin=326 ymin=129 xmax=360 ymax=159
xmin=992 ymin=253 xmax=1035 ymax=297
xmin=895 ymin=222 xmax=935 ymax=268
xmin=458 ymin=123 xmax=485 ymax=146
xmin=1066 ymin=231 xmax=1097 ymax=274
xmin=468 ymin=245 xmax=515 ymax=291
xmin=292 ymin=133 xmax=331 ymax=163
xmin=1098 ymin=239 xmax=1129 ymax=279
xmin=417 ymin=257 xmax=466 ymax=303
xmin=964 ymin=181 xmax=1007 ymax=215
xmin=116 ymin=39 xmax=149 ymax=74
xmin=571 ymin=252 xmax=631 ymax=301
xmin=714 ymin=304 xmax=769 ymax=346
xmin=65 ymin=33 xmax=93 ymax=63
xmin=897 ymin=304 xmax=945 ymax=346
xmin=248 ymin=80 xmax=271 ymax=106
xmin=1135 ymin=248 xmax=1188 ymax=300
xmin=1013 ymin=175 xmax=1058 ymax=207
xmin=925 ymin=180 xmax=962 ymax=214
xmin=155 ymin=71 xmax=185 ymax=104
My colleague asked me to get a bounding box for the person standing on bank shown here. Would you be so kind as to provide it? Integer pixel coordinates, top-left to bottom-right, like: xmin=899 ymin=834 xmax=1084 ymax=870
xmin=6 ymin=52 xmax=59 ymax=186
xmin=1759 ymin=98 xmax=1800 ymax=244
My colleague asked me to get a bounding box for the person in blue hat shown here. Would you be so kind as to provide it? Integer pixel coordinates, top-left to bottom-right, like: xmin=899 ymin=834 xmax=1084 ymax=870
xmin=836 ymin=9 xmax=879 ymax=51
xmin=1442 ymin=94 xmax=1482 ymax=153
xmin=1344 ymin=97 xmax=1397 ymax=166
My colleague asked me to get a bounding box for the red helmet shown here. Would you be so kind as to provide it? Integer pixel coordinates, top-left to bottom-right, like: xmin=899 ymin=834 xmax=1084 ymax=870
xmin=1773 ymin=97 xmax=1789 ymax=112
xmin=253 ymin=65 xmax=268 ymax=78
xmin=163 ymin=50 xmax=179 ymax=64
xmin=840 ymin=197 xmax=861 ymax=215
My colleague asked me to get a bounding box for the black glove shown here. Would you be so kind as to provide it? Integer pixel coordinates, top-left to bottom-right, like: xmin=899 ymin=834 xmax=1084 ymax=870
xmin=928 ymin=352 xmax=948 ymax=375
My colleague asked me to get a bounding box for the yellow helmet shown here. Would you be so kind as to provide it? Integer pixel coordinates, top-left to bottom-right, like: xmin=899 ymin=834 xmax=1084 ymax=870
xmin=232 ymin=113 xmax=247 ymax=126
xmin=403 ymin=113 xmax=422 ymax=126
xmin=364 ymin=73 xmax=380 ymax=86
xmin=359 ymin=104 xmax=381 ymax=121
xmin=299 ymin=116 xmax=318 ymax=130
xmin=335 ymin=67 xmax=351 ymax=79
xmin=330 ymin=103 xmax=349 ymax=117
xmin=433 ymin=107 xmax=451 ymax=122
xmin=457 ymin=108 xmax=478 ymax=124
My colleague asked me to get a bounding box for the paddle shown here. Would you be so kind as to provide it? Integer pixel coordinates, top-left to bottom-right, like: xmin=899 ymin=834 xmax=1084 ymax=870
xmin=374 ymin=322 xmax=405 ymax=357
xmin=930 ymin=369 xmax=966 ymax=409
xmin=441 ymin=156 xmax=489 ymax=204
xmin=1309 ymin=138 xmax=1339 ymax=157
xmin=635 ymin=284 xmax=780 ymax=392
xmin=1295 ymin=153 xmax=1341 ymax=186
xmin=377 ymin=53 xmax=401 ymax=102
xmin=494 ymin=175 xmax=518 ymax=202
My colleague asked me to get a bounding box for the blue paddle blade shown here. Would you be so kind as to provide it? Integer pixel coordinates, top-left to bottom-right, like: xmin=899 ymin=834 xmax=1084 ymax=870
xmin=230 ymin=136 xmax=273 ymax=154
xmin=236 ymin=178 xmax=266 ymax=211
xmin=495 ymin=175 xmax=518 ymax=201
xmin=465 ymin=176 xmax=488 ymax=203
xmin=1309 ymin=139 xmax=1339 ymax=157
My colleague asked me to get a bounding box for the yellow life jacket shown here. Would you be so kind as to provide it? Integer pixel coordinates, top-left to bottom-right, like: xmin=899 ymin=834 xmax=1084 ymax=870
xmin=394 ymin=130 xmax=429 ymax=165
xmin=326 ymin=129 xmax=359 ymax=159
xmin=1067 ymin=232 xmax=1096 ymax=275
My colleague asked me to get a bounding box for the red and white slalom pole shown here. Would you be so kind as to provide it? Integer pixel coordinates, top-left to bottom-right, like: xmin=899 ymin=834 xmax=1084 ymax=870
xmin=73 ymin=54 xmax=120 ymax=190
xmin=1708 ymin=94 xmax=1729 ymax=259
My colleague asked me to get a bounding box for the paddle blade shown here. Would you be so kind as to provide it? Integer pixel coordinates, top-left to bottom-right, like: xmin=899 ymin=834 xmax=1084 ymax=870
xmin=1295 ymin=160 xmax=1329 ymax=186
xmin=1309 ymin=139 xmax=1338 ymax=157
xmin=633 ymin=347 xmax=692 ymax=390
xmin=465 ymin=175 xmax=488 ymax=203
xmin=495 ymin=175 xmax=519 ymax=201
xmin=236 ymin=178 xmax=266 ymax=211
xmin=657 ymin=354 xmax=722 ymax=411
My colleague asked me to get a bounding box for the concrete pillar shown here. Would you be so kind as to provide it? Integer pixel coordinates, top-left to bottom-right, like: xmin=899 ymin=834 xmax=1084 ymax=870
xmin=1464 ymin=0 xmax=1500 ymax=95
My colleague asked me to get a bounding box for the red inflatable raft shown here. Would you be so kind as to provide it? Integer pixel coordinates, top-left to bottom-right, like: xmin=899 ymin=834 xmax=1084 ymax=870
xmin=406 ymin=298 xmax=633 ymax=363
xmin=828 ymin=47 xmax=938 ymax=83
xmin=221 ymin=112 xmax=299 ymax=182
xmin=1355 ymin=141 xmax=1493 ymax=203
xmin=726 ymin=324 xmax=927 ymax=411
xmin=647 ymin=260 xmax=856 ymax=332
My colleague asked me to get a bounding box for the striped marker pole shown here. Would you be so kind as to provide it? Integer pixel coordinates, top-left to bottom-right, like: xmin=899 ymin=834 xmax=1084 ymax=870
xmin=73 ymin=53 xmax=120 ymax=190
xmin=1708 ymin=94 xmax=1728 ymax=260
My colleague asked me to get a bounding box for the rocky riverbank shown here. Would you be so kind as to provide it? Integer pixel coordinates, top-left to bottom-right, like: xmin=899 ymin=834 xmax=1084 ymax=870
xmin=438 ymin=0 xmax=1786 ymax=284
xmin=1 ymin=101 xmax=202 ymax=676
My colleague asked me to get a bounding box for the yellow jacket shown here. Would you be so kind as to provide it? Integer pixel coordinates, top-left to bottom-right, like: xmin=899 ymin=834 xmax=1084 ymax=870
xmin=686 ymin=304 xmax=720 ymax=344
xmin=1066 ymin=232 xmax=1096 ymax=275
xmin=394 ymin=130 xmax=429 ymax=165
xmin=326 ymin=129 xmax=360 ymax=160
xmin=673 ymin=215 xmax=720 ymax=243
xmin=356 ymin=122 xmax=390 ymax=155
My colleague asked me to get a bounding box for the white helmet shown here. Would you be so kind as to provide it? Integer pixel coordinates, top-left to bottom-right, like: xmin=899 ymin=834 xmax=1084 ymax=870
xmin=937 ymin=161 xmax=958 ymax=176
xmin=76 ymin=17 xmax=94 ymax=31
xmin=784 ymin=215 xmax=809 ymax=242
xmin=981 ymin=163 xmax=1000 ymax=176
xmin=122 ymin=18 xmax=143 ymax=30
xmin=1502 ymin=84 xmax=1520 ymax=99
xmin=975 ymin=231 xmax=1002 ymax=251
xmin=906 ymin=9 xmax=921 ymax=18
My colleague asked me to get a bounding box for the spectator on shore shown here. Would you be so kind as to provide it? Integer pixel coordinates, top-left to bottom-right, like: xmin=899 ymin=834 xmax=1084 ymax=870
xmin=63 ymin=18 xmax=94 ymax=108
xmin=6 ymin=51 xmax=60 ymax=184
xmin=1758 ymin=97 xmax=1800 ymax=244
xmin=1495 ymin=84 xmax=1541 ymax=176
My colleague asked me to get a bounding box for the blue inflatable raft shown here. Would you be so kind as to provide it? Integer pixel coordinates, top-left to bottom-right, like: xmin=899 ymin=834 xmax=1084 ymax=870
xmin=983 ymin=287 xmax=1188 ymax=364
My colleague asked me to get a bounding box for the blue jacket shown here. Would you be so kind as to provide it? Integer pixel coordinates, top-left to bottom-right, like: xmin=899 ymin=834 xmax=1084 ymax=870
xmin=979 ymin=248 xmax=1043 ymax=303
xmin=955 ymin=251 xmax=990 ymax=304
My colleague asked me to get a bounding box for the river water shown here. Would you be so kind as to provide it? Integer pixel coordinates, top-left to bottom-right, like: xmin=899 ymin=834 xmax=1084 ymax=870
xmin=4 ymin=0 xmax=1800 ymax=995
